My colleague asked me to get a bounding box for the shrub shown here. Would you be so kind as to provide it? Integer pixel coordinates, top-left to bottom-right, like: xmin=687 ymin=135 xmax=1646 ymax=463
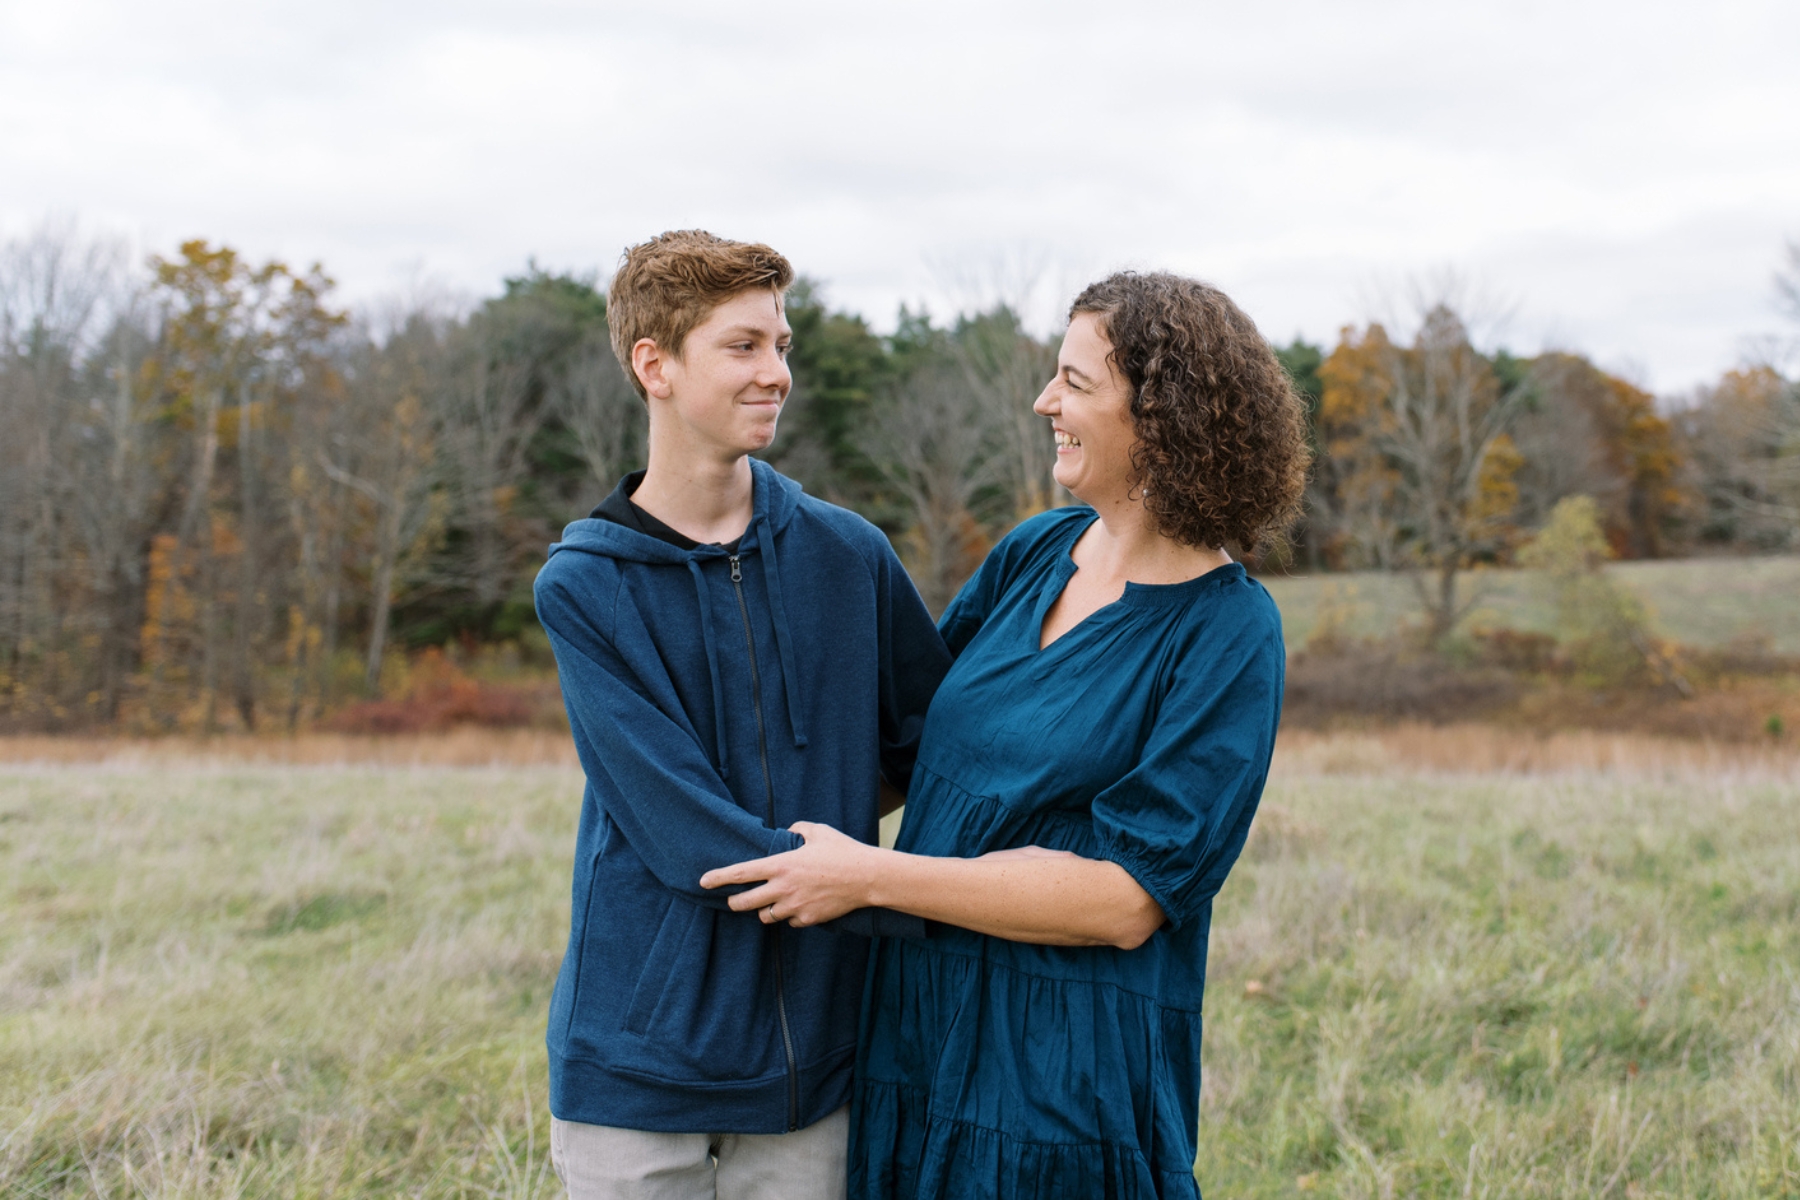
xmin=324 ymin=648 xmax=547 ymax=734
xmin=1518 ymin=496 xmax=1675 ymax=690
xmin=1466 ymin=627 xmax=1560 ymax=672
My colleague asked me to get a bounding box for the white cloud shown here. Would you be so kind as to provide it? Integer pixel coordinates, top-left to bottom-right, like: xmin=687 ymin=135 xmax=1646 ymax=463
xmin=3 ymin=0 xmax=1796 ymax=389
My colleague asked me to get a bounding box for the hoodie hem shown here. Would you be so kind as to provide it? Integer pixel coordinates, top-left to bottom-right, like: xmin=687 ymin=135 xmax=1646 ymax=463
xmin=548 ymin=1044 xmax=855 ymax=1135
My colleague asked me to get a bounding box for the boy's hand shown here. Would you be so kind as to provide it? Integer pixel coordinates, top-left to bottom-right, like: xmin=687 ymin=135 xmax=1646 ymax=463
xmin=700 ymin=822 xmax=879 ymax=927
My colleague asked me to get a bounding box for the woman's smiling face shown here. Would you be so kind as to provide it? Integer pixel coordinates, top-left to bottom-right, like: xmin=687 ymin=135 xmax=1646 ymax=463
xmin=1033 ymin=311 xmax=1140 ymax=507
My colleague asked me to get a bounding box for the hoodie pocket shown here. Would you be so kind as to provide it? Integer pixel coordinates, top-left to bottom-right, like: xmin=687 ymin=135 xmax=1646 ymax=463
xmin=622 ymin=897 xmax=701 ymax=1036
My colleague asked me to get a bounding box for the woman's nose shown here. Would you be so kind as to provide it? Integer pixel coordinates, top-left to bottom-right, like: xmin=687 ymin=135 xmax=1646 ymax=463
xmin=1032 ymin=382 xmax=1057 ymax=415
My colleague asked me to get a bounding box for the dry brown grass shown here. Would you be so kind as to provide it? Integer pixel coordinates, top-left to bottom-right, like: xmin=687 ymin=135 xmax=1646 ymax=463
xmin=1285 ymin=643 xmax=1800 ymax=745
xmin=1512 ymin=677 xmax=1800 ymax=744
xmin=1276 ymin=723 xmax=1800 ymax=779
xmin=7 ymin=723 xmax=1792 ymax=780
xmin=0 ymin=727 xmax=579 ymax=768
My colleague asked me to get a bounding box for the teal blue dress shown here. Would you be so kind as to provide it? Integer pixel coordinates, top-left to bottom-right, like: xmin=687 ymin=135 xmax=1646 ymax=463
xmin=850 ymin=508 xmax=1285 ymax=1200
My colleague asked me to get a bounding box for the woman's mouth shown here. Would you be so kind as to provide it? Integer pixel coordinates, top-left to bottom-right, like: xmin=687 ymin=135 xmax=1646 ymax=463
xmin=1055 ymin=430 xmax=1081 ymax=450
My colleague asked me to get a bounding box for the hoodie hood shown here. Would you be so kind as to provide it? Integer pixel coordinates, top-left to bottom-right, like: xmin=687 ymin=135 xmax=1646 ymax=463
xmin=551 ymin=458 xmax=803 ymax=565
xmin=547 ymin=459 xmax=810 ymax=773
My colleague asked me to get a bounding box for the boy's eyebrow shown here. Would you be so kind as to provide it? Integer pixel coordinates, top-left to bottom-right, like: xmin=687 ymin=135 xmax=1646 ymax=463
xmin=716 ymin=323 xmax=792 ymax=340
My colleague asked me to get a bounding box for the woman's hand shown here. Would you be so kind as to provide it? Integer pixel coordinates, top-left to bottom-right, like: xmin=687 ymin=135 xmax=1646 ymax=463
xmin=700 ymin=822 xmax=881 ymax=928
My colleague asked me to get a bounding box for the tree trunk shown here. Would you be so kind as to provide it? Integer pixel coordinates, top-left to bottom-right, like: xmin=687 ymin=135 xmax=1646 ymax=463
xmin=193 ymin=391 xmax=222 ymax=734
xmin=99 ymin=340 xmax=138 ymax=722
xmin=39 ymin=432 xmax=63 ymax=711
xmin=322 ymin=511 xmax=343 ymax=691
xmin=233 ymin=383 xmax=257 ymax=730
xmin=364 ymin=502 xmax=399 ymax=696
xmin=1430 ymin=562 xmax=1459 ymax=643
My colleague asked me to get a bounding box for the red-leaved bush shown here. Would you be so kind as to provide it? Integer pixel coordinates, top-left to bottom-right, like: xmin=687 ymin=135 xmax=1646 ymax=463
xmin=325 ymin=649 xmax=555 ymax=734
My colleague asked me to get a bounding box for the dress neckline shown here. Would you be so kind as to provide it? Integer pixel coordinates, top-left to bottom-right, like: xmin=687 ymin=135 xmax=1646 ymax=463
xmin=1035 ymin=513 xmax=1245 ymax=651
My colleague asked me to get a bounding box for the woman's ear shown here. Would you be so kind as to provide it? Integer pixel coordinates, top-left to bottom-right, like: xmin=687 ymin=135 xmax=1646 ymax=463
xmin=632 ymin=337 xmax=675 ymax=401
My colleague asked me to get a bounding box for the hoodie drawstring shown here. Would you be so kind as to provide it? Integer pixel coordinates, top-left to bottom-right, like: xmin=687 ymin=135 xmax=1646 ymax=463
xmin=757 ymin=513 xmax=809 ymax=749
xmin=687 ymin=559 xmax=730 ymax=779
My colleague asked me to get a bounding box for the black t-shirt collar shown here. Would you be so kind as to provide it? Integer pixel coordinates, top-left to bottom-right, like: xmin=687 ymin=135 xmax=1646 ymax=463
xmin=590 ymin=469 xmax=743 ymax=555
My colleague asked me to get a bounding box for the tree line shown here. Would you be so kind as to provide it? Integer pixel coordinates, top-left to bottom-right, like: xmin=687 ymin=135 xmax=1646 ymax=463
xmin=2 ymin=227 xmax=1796 ymax=731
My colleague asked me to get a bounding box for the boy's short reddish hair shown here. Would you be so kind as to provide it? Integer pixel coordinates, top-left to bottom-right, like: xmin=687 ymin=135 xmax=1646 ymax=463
xmin=607 ymin=230 xmax=795 ymax=399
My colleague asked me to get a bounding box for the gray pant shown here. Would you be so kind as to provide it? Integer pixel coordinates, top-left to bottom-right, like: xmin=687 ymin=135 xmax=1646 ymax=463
xmin=549 ymin=1106 xmax=849 ymax=1200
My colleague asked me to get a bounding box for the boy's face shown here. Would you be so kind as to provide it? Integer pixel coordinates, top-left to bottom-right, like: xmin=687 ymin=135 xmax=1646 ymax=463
xmin=643 ymin=288 xmax=793 ymax=457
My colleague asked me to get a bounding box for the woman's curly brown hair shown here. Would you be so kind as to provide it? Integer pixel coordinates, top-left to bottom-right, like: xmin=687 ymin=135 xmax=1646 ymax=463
xmin=1070 ymin=271 xmax=1311 ymax=550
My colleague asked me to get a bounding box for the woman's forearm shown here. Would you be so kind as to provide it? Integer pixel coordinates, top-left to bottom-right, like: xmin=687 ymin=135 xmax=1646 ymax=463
xmin=864 ymin=848 xmax=1165 ymax=949
xmin=698 ymin=823 xmax=1166 ymax=950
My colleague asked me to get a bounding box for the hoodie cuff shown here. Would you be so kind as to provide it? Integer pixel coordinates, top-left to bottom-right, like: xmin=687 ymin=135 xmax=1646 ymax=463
xmin=764 ymin=826 xmax=805 ymax=857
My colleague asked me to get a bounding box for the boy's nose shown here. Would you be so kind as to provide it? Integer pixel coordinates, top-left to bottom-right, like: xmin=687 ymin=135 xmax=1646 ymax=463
xmin=758 ymin=352 xmax=792 ymax=393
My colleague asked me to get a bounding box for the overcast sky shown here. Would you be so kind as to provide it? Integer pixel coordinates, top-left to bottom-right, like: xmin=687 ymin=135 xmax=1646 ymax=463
xmin=4 ymin=0 xmax=1797 ymax=392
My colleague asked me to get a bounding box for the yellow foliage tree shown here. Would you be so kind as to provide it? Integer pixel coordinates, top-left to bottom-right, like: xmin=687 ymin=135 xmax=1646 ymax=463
xmin=140 ymin=241 xmax=343 ymax=730
xmin=1317 ymin=304 xmax=1525 ymax=641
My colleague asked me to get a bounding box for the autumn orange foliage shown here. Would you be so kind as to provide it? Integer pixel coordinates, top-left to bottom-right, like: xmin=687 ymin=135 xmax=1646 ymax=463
xmin=323 ymin=647 xmax=554 ymax=734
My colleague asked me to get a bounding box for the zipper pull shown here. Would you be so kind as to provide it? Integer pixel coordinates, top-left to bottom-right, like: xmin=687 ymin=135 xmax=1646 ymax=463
xmin=729 ymin=555 xmax=741 ymax=583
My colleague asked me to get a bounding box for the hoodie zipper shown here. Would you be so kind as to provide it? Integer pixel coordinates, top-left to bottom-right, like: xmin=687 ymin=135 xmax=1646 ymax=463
xmin=729 ymin=553 xmax=801 ymax=1133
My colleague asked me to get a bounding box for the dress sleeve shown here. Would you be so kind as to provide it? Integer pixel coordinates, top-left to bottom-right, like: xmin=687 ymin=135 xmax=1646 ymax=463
xmin=938 ymin=509 xmax=1080 ymax=655
xmin=537 ymin=570 xmax=802 ymax=911
xmin=1090 ymin=607 xmax=1284 ymax=930
xmin=936 ymin=548 xmax=1006 ymax=657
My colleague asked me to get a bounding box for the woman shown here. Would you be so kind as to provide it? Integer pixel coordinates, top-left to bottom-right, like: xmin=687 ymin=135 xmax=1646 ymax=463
xmin=702 ymin=271 xmax=1310 ymax=1199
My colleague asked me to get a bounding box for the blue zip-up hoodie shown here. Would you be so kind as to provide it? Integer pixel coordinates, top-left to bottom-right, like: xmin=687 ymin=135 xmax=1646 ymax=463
xmin=535 ymin=459 xmax=951 ymax=1134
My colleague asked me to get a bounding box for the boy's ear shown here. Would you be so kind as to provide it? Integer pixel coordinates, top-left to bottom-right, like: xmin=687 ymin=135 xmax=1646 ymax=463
xmin=632 ymin=337 xmax=676 ymax=401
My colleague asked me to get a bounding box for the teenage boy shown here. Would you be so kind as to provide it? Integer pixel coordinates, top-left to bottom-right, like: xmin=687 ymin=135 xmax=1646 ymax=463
xmin=534 ymin=230 xmax=950 ymax=1200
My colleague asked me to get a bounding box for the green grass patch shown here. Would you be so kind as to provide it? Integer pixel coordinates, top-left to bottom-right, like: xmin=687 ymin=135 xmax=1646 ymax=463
xmin=1261 ymin=554 xmax=1800 ymax=653
xmin=261 ymin=891 xmax=389 ymax=936
xmin=0 ymin=765 xmax=576 ymax=1198
xmin=1198 ymin=764 xmax=1800 ymax=1197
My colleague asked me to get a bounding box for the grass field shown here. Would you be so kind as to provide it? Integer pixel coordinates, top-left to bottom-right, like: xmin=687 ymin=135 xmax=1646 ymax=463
xmin=2 ymin=732 xmax=1797 ymax=1197
xmin=1260 ymin=554 xmax=1800 ymax=653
